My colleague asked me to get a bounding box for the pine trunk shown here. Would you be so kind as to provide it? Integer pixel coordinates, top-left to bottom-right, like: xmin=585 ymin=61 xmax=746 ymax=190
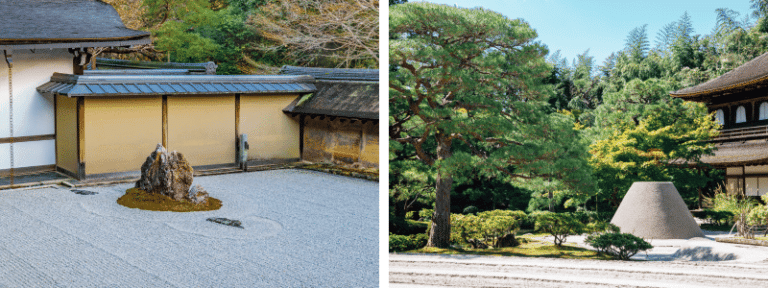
xmin=427 ymin=138 xmax=452 ymax=248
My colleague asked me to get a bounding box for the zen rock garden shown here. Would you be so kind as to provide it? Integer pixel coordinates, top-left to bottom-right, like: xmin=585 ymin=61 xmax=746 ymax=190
xmin=117 ymin=144 xmax=223 ymax=212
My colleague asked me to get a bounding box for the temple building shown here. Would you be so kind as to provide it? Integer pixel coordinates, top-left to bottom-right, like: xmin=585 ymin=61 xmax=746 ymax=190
xmin=1 ymin=0 xmax=378 ymax=184
xmin=671 ymin=52 xmax=768 ymax=196
xmin=281 ymin=66 xmax=379 ymax=168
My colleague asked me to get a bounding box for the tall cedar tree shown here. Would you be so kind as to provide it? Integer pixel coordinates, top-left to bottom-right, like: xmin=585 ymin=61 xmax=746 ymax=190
xmin=390 ymin=3 xmax=593 ymax=248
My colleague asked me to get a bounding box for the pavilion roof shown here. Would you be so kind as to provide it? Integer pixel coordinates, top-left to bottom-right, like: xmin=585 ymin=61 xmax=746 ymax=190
xmin=670 ymin=52 xmax=768 ymax=100
xmin=0 ymin=0 xmax=150 ymax=49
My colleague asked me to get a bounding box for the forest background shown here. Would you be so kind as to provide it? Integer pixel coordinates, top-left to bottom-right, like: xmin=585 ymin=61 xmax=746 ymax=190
xmin=389 ymin=0 xmax=768 ymax=238
xmin=101 ymin=0 xmax=379 ymax=74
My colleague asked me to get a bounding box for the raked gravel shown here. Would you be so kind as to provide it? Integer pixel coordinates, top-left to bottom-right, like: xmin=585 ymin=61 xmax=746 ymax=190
xmin=0 ymin=169 xmax=378 ymax=287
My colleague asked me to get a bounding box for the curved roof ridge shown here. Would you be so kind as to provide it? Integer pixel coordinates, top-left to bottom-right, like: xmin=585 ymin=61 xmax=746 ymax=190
xmin=0 ymin=0 xmax=150 ymax=46
xmin=671 ymin=52 xmax=768 ymax=98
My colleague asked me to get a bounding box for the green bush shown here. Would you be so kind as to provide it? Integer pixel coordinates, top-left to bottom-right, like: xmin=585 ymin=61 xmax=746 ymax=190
xmin=533 ymin=212 xmax=584 ymax=246
xmin=570 ymin=211 xmax=615 ymax=224
xmin=584 ymin=232 xmax=653 ymax=260
xmin=405 ymin=211 xmax=416 ymax=219
xmin=585 ymin=221 xmax=620 ymax=234
xmin=451 ymin=210 xmax=526 ymax=248
xmin=463 ymin=205 xmax=479 ymax=215
xmin=418 ymin=208 xmax=434 ymax=220
xmin=389 ymin=233 xmax=428 ymax=252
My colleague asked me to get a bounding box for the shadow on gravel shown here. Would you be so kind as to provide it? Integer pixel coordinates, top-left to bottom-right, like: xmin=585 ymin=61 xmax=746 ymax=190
xmin=672 ymin=247 xmax=736 ymax=261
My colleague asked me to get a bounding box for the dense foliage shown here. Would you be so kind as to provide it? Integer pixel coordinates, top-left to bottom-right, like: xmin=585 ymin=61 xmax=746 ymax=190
xmin=103 ymin=0 xmax=378 ymax=74
xmin=389 ymin=233 xmax=428 ymax=252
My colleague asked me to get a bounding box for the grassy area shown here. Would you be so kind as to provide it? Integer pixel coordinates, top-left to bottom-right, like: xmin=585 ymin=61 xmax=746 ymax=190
xmin=404 ymin=236 xmax=611 ymax=260
xmin=117 ymin=188 xmax=222 ymax=212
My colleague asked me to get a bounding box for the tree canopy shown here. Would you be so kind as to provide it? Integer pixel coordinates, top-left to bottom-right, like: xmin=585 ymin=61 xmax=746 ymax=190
xmin=390 ymin=2 xmax=593 ymax=247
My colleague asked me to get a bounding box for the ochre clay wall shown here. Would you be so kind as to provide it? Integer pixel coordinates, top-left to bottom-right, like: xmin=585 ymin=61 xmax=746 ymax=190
xmin=303 ymin=117 xmax=378 ymax=168
xmin=83 ymin=97 xmax=162 ymax=175
xmin=240 ymin=94 xmax=300 ymax=160
xmin=167 ymin=95 xmax=235 ymax=167
xmin=55 ymin=94 xmax=78 ymax=174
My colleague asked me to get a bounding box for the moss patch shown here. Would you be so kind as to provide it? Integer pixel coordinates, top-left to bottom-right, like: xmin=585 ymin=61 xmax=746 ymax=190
xmin=301 ymin=163 xmax=378 ymax=181
xmin=403 ymin=237 xmax=612 ymax=260
xmin=117 ymin=188 xmax=222 ymax=212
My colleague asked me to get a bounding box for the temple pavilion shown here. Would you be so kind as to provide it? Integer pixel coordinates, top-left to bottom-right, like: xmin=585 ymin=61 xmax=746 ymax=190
xmin=671 ymin=52 xmax=768 ymax=196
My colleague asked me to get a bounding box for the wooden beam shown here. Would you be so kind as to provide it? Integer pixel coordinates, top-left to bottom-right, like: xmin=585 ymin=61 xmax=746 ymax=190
xmin=235 ymin=93 xmax=240 ymax=150
xmin=162 ymin=95 xmax=168 ymax=148
xmin=0 ymin=134 xmax=55 ymax=144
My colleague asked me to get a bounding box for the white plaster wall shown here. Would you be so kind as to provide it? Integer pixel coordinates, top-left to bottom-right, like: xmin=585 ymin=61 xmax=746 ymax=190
xmin=0 ymin=48 xmax=72 ymax=169
xmin=13 ymin=140 xmax=56 ymax=168
xmin=0 ymin=144 xmax=9 ymax=168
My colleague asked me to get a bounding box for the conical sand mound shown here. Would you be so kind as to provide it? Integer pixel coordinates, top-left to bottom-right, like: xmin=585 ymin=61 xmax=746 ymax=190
xmin=611 ymin=182 xmax=704 ymax=239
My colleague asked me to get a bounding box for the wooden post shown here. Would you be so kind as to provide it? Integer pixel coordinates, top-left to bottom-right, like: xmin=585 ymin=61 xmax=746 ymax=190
xmin=299 ymin=114 xmax=305 ymax=161
xmin=76 ymin=97 xmax=85 ymax=180
xmin=235 ymin=94 xmax=240 ymax=166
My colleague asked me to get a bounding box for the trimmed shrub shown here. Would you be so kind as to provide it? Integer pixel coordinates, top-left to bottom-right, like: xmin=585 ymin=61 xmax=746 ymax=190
xmin=451 ymin=210 xmax=526 ymax=248
xmin=463 ymin=205 xmax=479 ymax=215
xmin=585 ymin=232 xmax=653 ymax=260
xmin=389 ymin=233 xmax=428 ymax=252
xmin=570 ymin=211 xmax=615 ymax=224
xmin=585 ymin=221 xmax=620 ymax=234
xmin=533 ymin=212 xmax=584 ymax=246
xmin=419 ymin=208 xmax=434 ymax=221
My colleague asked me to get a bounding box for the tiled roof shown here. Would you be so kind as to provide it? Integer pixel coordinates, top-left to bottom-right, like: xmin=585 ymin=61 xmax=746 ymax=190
xmin=283 ymin=81 xmax=378 ymax=120
xmin=280 ymin=66 xmax=378 ymax=82
xmin=91 ymin=58 xmax=217 ymax=74
xmin=0 ymin=0 xmax=150 ymax=47
xmin=699 ymin=140 xmax=768 ymax=166
xmin=84 ymin=69 xmax=200 ymax=76
xmin=671 ymin=52 xmax=768 ymax=99
xmin=37 ymin=73 xmax=315 ymax=97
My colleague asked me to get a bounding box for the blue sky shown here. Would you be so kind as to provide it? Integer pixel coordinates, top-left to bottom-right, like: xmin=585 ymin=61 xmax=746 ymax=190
xmin=423 ymin=0 xmax=754 ymax=67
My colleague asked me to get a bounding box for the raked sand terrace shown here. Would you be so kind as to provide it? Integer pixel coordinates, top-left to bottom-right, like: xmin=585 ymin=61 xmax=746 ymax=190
xmin=0 ymin=169 xmax=378 ymax=287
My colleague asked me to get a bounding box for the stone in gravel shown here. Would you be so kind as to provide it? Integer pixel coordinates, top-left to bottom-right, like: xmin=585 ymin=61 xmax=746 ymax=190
xmin=467 ymin=239 xmax=487 ymax=249
xmin=135 ymin=144 xmax=194 ymax=201
xmin=207 ymin=217 xmax=244 ymax=229
xmin=496 ymin=234 xmax=519 ymax=247
xmin=71 ymin=189 xmax=97 ymax=195
xmin=187 ymin=185 xmax=209 ymax=205
xmin=611 ymin=182 xmax=704 ymax=239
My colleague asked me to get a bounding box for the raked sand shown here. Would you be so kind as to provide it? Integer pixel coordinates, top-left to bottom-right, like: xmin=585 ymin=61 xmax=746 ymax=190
xmin=0 ymin=169 xmax=378 ymax=287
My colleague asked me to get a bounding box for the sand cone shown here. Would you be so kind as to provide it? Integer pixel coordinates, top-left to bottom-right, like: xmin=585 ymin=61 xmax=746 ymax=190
xmin=611 ymin=182 xmax=704 ymax=239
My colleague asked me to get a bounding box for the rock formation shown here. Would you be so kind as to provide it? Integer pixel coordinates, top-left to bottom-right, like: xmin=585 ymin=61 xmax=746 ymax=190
xmin=136 ymin=144 xmax=208 ymax=204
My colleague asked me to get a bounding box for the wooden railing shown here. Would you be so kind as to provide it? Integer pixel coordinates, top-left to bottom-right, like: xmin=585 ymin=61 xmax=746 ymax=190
xmin=712 ymin=124 xmax=768 ymax=142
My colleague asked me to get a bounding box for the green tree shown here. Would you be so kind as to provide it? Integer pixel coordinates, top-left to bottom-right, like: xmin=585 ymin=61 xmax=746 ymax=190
xmin=625 ymin=24 xmax=650 ymax=62
xmin=390 ymin=3 xmax=593 ymax=248
xmin=589 ymin=79 xmax=719 ymax=207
